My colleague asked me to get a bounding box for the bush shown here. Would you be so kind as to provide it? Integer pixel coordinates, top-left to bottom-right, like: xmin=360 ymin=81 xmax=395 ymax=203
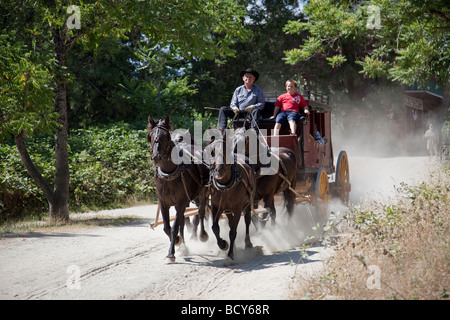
xmin=293 ymin=165 xmax=450 ymax=300
xmin=0 ymin=136 xmax=54 ymax=221
xmin=0 ymin=122 xmax=157 ymax=222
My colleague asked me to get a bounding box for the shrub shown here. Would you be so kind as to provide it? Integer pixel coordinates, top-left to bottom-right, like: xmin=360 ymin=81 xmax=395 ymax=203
xmin=0 ymin=122 xmax=157 ymax=222
xmin=293 ymin=165 xmax=450 ymax=300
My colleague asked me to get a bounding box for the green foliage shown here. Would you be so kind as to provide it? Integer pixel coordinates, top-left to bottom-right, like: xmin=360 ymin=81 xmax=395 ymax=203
xmin=326 ymin=55 xmax=348 ymax=69
xmin=283 ymin=0 xmax=367 ymax=66
xmin=0 ymin=0 xmax=249 ymax=222
xmin=356 ymin=55 xmax=389 ymax=79
xmin=187 ymin=0 xmax=305 ymax=114
xmin=119 ymin=0 xmax=249 ymax=61
xmin=0 ymin=139 xmax=51 ymax=221
xmin=0 ymin=123 xmax=156 ymax=221
xmin=68 ymin=123 xmax=156 ymax=209
xmin=0 ymin=33 xmax=58 ymax=139
xmin=284 ymin=0 xmax=450 ymax=87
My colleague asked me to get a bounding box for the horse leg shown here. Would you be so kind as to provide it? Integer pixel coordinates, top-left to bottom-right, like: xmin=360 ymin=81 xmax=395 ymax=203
xmin=184 ymin=216 xmax=192 ymax=233
xmin=283 ymin=183 xmax=296 ymax=218
xmin=211 ymin=206 xmax=228 ymax=251
xmin=252 ymin=200 xmax=269 ymax=230
xmin=265 ymin=197 xmax=276 ymax=226
xmin=175 ymin=203 xmax=187 ymax=246
xmin=165 ymin=205 xmax=185 ymax=263
xmin=226 ymin=213 xmax=233 ymax=228
xmin=198 ymin=207 xmax=209 ymax=242
xmin=191 ymin=214 xmax=199 ymax=240
xmin=160 ymin=203 xmax=171 ymax=240
xmin=197 ymin=190 xmax=209 ymax=242
xmin=227 ymin=212 xmax=241 ymax=260
xmin=244 ymin=207 xmax=253 ymax=248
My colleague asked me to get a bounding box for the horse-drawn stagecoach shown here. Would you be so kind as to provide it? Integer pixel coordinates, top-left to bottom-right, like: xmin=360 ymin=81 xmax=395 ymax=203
xmin=147 ymin=86 xmax=350 ymax=262
xmin=258 ymin=87 xmax=351 ymax=219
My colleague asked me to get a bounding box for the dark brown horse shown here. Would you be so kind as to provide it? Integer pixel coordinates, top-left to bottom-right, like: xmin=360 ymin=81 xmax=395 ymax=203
xmin=204 ymin=131 xmax=256 ymax=262
xmin=233 ymin=127 xmax=297 ymax=227
xmin=147 ymin=115 xmax=209 ymax=263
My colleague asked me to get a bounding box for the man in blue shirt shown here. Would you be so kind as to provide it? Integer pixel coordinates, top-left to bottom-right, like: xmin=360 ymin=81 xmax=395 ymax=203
xmin=217 ymin=68 xmax=265 ymax=133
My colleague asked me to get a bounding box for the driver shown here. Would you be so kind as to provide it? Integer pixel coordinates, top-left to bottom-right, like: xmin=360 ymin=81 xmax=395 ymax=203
xmin=217 ymin=68 xmax=265 ymax=133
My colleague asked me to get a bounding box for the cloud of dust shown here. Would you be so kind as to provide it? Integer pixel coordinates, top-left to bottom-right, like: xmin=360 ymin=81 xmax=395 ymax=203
xmin=329 ymin=85 xmax=435 ymax=204
xmin=180 ymin=201 xmax=347 ymax=263
xmin=330 ymin=84 xmax=413 ymax=158
xmin=180 ymin=151 xmax=431 ymax=262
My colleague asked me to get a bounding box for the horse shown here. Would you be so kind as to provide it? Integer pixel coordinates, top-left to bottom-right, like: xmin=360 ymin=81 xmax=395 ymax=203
xmin=232 ymin=127 xmax=297 ymax=227
xmin=147 ymin=115 xmax=209 ymax=263
xmin=204 ymin=130 xmax=256 ymax=261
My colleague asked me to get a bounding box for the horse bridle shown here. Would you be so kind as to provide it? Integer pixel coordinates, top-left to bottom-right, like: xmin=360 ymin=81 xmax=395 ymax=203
xmin=149 ymin=124 xmax=174 ymax=162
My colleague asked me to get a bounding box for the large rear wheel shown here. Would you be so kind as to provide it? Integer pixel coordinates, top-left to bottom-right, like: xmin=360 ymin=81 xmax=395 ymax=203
xmin=335 ymin=150 xmax=350 ymax=204
xmin=315 ymin=167 xmax=330 ymax=223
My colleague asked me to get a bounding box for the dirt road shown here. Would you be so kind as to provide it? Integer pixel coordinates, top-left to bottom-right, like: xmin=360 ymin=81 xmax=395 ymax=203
xmin=0 ymin=203 xmax=331 ymax=300
xmin=0 ymin=156 xmax=430 ymax=300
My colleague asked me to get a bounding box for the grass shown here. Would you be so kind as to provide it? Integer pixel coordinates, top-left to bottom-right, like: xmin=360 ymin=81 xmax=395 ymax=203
xmin=0 ymin=214 xmax=141 ymax=238
xmin=292 ymin=164 xmax=450 ymax=300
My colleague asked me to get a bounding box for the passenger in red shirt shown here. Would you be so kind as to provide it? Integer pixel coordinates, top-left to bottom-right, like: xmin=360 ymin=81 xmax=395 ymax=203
xmin=270 ymin=79 xmax=309 ymax=135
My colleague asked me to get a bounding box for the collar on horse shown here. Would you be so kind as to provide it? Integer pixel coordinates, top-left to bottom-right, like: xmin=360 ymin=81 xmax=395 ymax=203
xmin=155 ymin=165 xmax=182 ymax=181
xmin=210 ymin=163 xmax=241 ymax=192
xmin=156 ymin=163 xmax=205 ymax=203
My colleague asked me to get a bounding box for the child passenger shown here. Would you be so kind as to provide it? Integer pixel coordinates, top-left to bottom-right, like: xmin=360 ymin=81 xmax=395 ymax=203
xmin=270 ymin=79 xmax=309 ymax=136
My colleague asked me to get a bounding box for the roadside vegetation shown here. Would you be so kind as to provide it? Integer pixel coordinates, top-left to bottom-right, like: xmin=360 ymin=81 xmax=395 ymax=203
xmin=294 ymin=163 xmax=450 ymax=300
xmin=0 ymin=122 xmax=156 ymax=223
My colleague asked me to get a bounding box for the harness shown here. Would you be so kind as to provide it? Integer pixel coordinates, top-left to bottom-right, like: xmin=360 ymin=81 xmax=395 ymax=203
xmin=209 ymin=160 xmax=255 ymax=216
xmin=150 ymin=124 xmax=204 ymax=202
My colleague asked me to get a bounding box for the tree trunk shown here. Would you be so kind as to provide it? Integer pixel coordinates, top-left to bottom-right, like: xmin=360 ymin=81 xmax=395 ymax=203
xmin=13 ymin=22 xmax=71 ymax=222
xmin=52 ymin=76 xmax=70 ymax=221
xmin=15 ymin=131 xmax=54 ymax=204
xmin=14 ymin=129 xmax=69 ymax=222
xmin=51 ymin=25 xmax=70 ymax=222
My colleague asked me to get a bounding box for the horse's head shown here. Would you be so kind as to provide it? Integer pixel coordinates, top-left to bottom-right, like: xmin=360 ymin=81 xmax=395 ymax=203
xmin=147 ymin=114 xmax=174 ymax=166
xmin=204 ymin=129 xmax=234 ymax=181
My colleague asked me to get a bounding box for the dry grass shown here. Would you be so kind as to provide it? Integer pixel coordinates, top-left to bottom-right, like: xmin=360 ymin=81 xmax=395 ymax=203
xmin=293 ymin=164 xmax=450 ymax=300
xmin=0 ymin=215 xmax=139 ymax=237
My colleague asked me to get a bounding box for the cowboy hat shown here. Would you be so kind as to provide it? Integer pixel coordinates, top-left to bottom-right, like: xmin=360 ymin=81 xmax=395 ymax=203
xmin=240 ymin=68 xmax=259 ymax=81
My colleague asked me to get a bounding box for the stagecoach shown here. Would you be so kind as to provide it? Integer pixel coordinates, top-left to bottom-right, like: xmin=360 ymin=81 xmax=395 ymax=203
xmin=232 ymin=86 xmax=351 ymax=221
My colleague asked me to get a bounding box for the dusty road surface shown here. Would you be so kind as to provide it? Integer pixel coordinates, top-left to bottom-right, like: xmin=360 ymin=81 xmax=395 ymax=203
xmin=0 ymin=156 xmax=430 ymax=300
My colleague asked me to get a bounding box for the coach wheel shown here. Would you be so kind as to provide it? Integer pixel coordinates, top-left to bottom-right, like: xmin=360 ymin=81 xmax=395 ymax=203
xmin=315 ymin=167 xmax=330 ymax=223
xmin=335 ymin=150 xmax=350 ymax=204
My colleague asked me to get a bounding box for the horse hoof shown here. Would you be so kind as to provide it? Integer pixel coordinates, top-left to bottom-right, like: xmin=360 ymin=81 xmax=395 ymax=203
xmin=223 ymin=256 xmax=236 ymax=266
xmin=200 ymin=232 xmax=209 ymax=242
xmin=175 ymin=236 xmax=183 ymax=246
xmin=255 ymin=246 xmax=264 ymax=256
xmin=220 ymin=240 xmax=229 ymax=251
xmin=164 ymin=256 xmax=176 ymax=264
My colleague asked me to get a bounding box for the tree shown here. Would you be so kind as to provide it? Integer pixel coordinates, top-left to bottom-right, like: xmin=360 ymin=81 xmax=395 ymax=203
xmin=0 ymin=0 xmax=248 ymax=221
xmin=283 ymin=0 xmax=450 ymax=88
xmin=188 ymin=0 xmax=305 ymax=112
